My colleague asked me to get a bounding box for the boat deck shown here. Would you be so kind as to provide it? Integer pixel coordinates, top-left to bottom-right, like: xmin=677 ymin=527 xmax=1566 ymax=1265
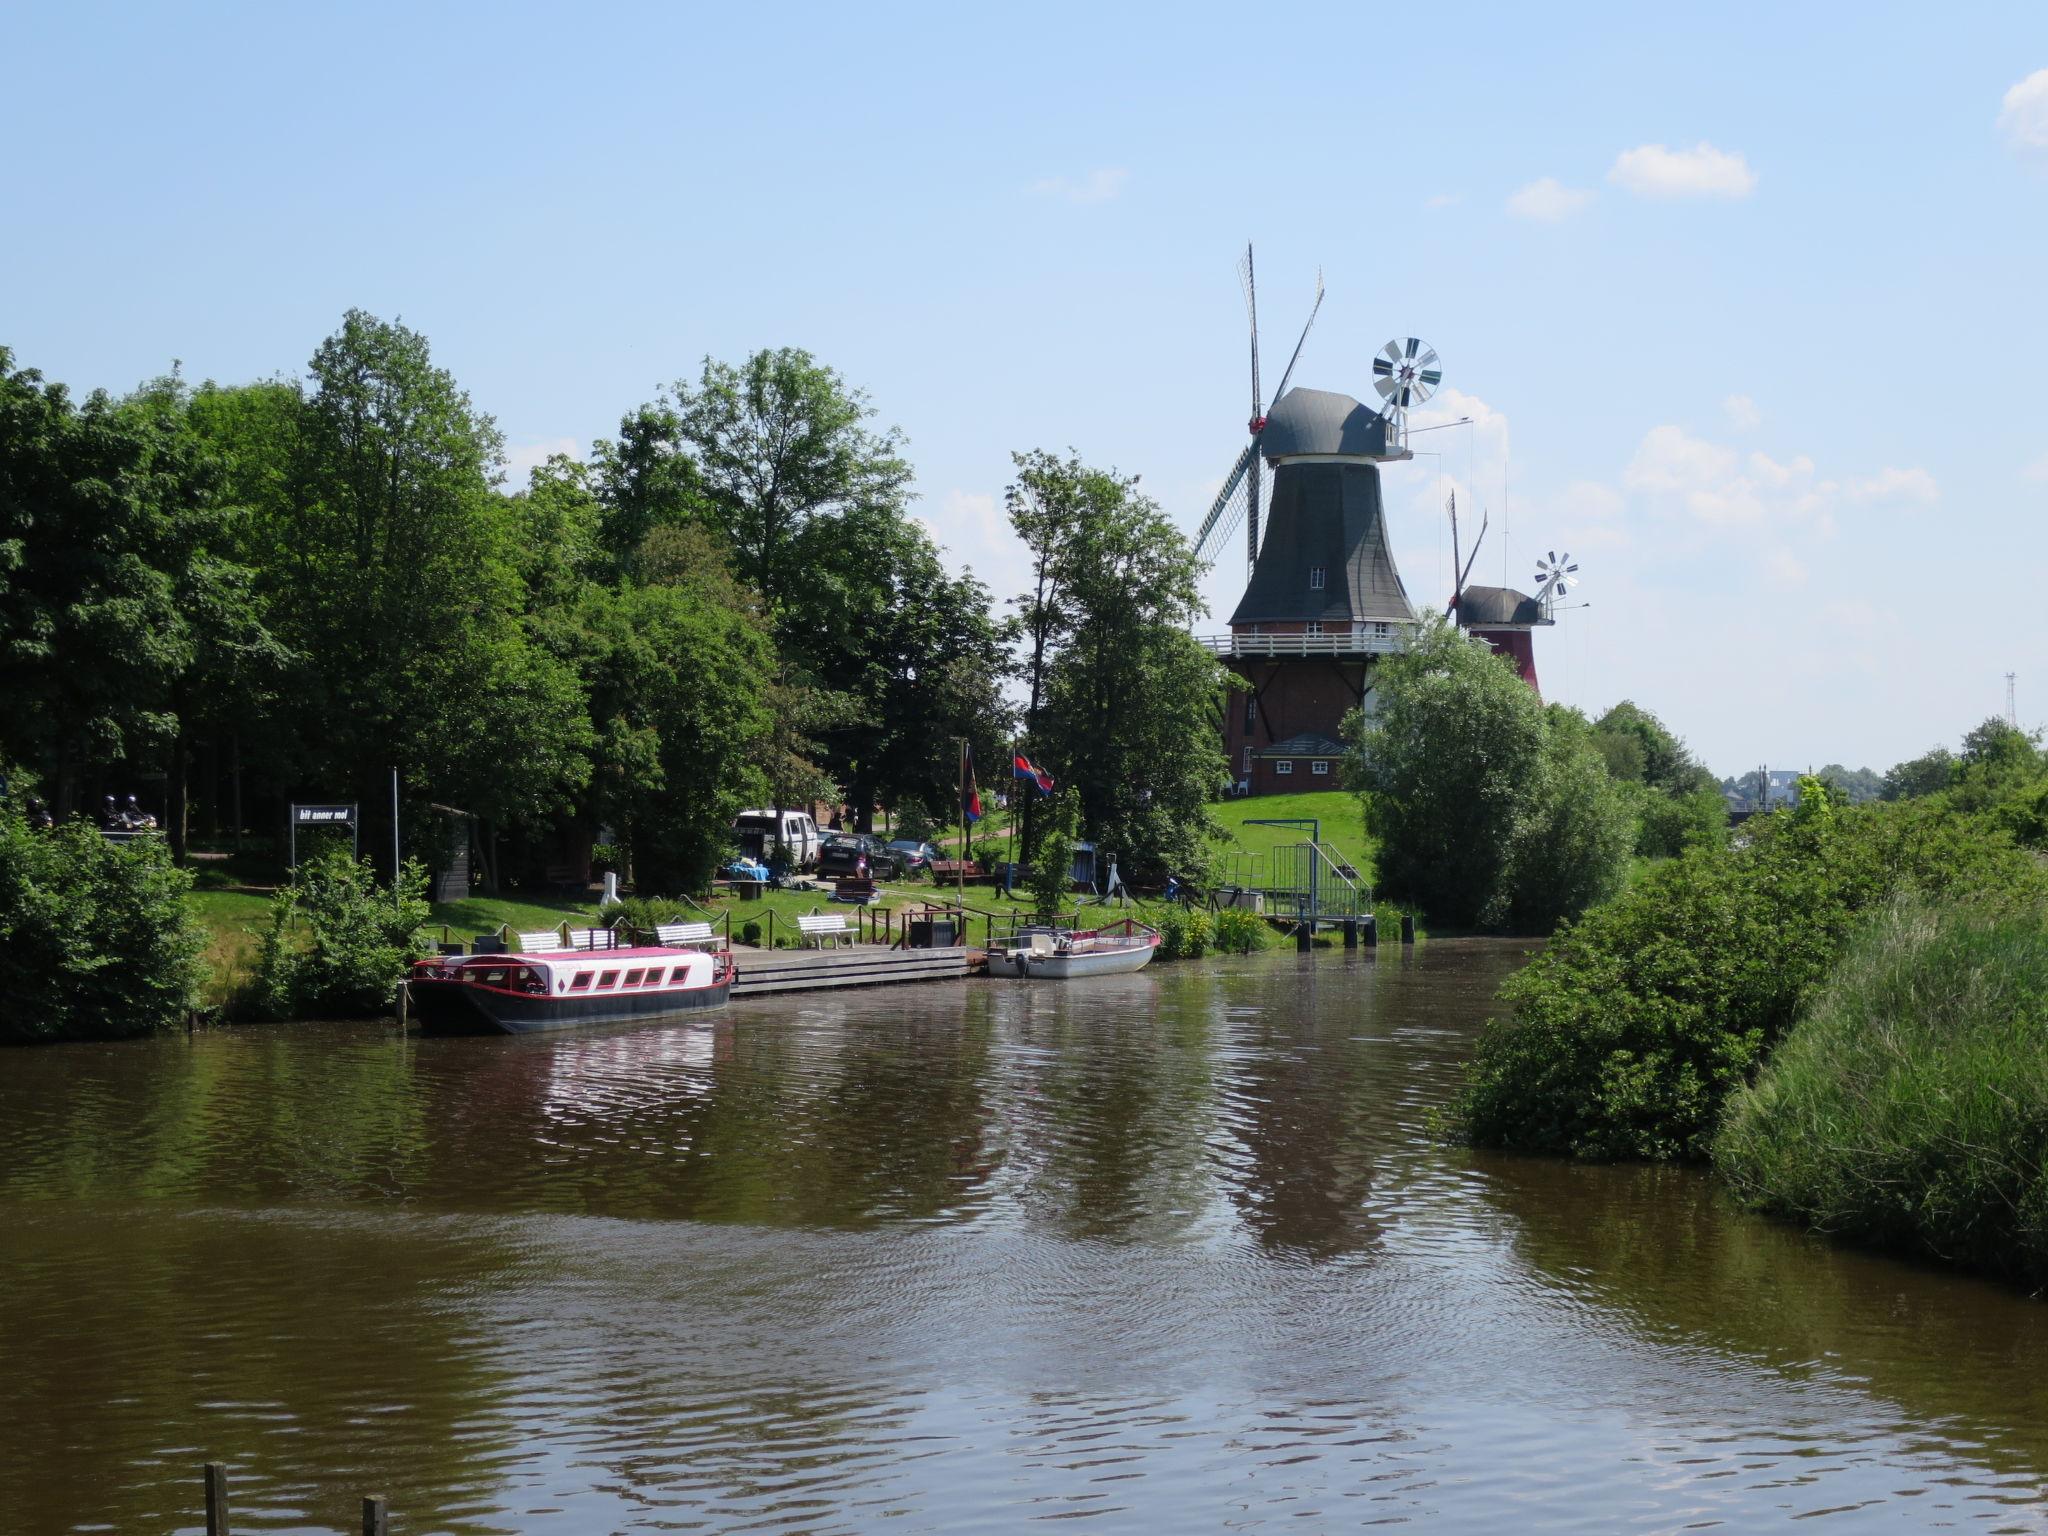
xmin=730 ymin=944 xmax=973 ymax=998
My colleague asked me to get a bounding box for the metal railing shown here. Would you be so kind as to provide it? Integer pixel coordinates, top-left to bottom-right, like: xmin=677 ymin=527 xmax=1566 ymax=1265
xmin=1195 ymin=629 xmax=1409 ymax=659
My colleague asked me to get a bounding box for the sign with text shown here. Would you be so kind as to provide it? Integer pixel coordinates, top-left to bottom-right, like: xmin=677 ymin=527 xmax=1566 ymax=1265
xmin=289 ymin=801 xmax=359 ymax=867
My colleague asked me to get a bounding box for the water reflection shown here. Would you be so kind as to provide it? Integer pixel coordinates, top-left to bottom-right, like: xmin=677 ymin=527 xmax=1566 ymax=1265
xmin=2 ymin=942 xmax=2047 ymax=1532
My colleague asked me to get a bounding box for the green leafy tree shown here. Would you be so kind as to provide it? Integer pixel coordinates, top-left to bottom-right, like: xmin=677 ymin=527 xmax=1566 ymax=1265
xmin=0 ymin=351 xmax=204 ymax=808
xmin=1881 ymin=746 xmax=1957 ymax=801
xmin=1007 ymin=452 xmax=1227 ymax=883
xmin=672 ymin=348 xmax=912 ymax=625
xmin=263 ymin=311 xmax=592 ymax=850
xmin=0 ymin=809 xmax=205 ymax=1042
xmin=572 ymin=535 xmax=774 ymax=891
xmin=1346 ymin=615 xmax=1632 ymax=929
xmin=256 ymin=847 xmax=429 ymax=1019
xmin=1591 ymin=700 xmax=1712 ymax=795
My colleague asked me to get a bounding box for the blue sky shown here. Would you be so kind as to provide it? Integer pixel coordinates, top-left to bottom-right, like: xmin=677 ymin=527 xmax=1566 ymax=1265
xmin=5 ymin=1 xmax=2044 ymax=776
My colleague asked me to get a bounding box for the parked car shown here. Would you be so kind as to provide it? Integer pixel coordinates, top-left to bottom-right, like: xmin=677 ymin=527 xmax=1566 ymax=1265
xmin=886 ymin=839 xmax=939 ymax=872
xmin=816 ymin=833 xmax=874 ymax=879
xmin=862 ymin=836 xmax=911 ymax=879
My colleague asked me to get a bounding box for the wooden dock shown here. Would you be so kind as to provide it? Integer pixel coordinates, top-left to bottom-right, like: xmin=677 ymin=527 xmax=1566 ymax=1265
xmin=730 ymin=943 xmax=974 ymax=998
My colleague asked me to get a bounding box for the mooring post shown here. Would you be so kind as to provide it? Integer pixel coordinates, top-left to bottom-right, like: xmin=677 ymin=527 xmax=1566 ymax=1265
xmin=1400 ymin=913 xmax=1415 ymax=945
xmin=1295 ymin=920 xmax=1312 ymax=953
xmin=1363 ymin=913 xmax=1377 ymax=948
xmin=362 ymin=1494 xmax=390 ymax=1536
xmin=1343 ymin=919 xmax=1358 ymax=949
xmin=204 ymin=1462 xmax=231 ymax=1536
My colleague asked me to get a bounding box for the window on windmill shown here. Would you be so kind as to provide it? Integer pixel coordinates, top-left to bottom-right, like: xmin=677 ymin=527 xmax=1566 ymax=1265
xmin=1245 ymin=695 xmax=1257 ymax=727
xmin=1312 ymin=760 xmax=1330 ymax=776
xmin=1305 ymin=621 xmax=1323 ymax=636
xmin=1309 ymin=566 xmax=1326 ymax=590
xmin=1242 ymin=746 xmax=1252 ymax=774
xmin=1276 ymin=760 xmax=1295 ymax=776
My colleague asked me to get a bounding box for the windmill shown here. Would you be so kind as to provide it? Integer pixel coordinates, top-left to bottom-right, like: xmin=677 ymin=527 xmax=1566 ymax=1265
xmin=1533 ymin=550 xmax=1580 ymax=616
xmin=1192 ymin=244 xmax=1326 ymax=575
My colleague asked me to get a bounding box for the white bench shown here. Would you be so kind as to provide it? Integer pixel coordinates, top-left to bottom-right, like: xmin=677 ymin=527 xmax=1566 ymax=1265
xmin=654 ymin=921 xmax=717 ymax=949
xmin=569 ymin=927 xmax=619 ymax=951
xmin=797 ymin=913 xmax=852 ymax=948
xmin=517 ymin=930 xmax=564 ymax=954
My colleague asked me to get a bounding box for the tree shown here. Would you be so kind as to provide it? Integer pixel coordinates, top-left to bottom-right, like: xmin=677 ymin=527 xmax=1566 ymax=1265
xmin=1881 ymin=747 xmax=1957 ymax=801
xmin=569 ymin=537 xmax=774 ymax=891
xmin=589 ymin=402 xmax=708 ymax=576
xmin=1345 ymin=614 xmax=1632 ymax=930
xmin=264 ymin=311 xmax=592 ymax=850
xmin=0 ymin=351 xmax=201 ymax=809
xmin=1011 ymin=453 xmax=1229 ymax=883
xmin=672 ymin=348 xmax=912 ymax=626
xmin=1815 ymin=763 xmax=1884 ymax=804
xmin=1591 ymin=700 xmax=1711 ymax=794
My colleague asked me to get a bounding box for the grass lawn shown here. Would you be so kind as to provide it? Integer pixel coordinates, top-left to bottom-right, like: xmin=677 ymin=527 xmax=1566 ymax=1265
xmin=1215 ymin=790 xmax=1373 ymax=884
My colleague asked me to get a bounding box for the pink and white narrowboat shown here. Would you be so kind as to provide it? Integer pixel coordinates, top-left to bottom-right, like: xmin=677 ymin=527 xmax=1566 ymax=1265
xmin=407 ymin=945 xmax=733 ymax=1035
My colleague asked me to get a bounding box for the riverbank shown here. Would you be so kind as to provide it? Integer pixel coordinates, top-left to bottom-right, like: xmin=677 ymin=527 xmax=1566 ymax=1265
xmin=1456 ymin=783 xmax=2048 ymax=1286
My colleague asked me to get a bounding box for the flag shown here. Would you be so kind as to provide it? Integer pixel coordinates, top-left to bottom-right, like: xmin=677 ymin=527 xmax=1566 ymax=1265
xmin=1013 ymin=753 xmax=1057 ymax=795
xmin=961 ymin=746 xmax=983 ymax=825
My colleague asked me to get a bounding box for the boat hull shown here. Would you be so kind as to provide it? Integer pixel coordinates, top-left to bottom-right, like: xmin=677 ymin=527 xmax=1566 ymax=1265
xmin=986 ymin=938 xmax=1158 ymax=979
xmin=410 ymin=976 xmax=731 ymax=1036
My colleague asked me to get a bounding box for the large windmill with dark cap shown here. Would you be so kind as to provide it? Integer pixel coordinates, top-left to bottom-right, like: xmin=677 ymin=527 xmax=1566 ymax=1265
xmin=1193 ymin=245 xmax=1438 ymax=795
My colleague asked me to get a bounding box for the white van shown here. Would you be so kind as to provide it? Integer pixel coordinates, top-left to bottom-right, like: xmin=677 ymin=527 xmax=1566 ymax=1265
xmin=731 ymin=809 xmax=821 ymax=870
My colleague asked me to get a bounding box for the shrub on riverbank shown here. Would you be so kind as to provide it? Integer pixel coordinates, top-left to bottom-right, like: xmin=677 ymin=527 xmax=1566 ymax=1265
xmin=1715 ymin=905 xmax=2048 ymax=1285
xmin=1457 ymin=791 xmax=2048 ymax=1161
xmin=0 ymin=813 xmax=206 ymax=1042
xmin=1210 ymin=907 xmax=1269 ymax=954
xmin=1155 ymin=905 xmax=1211 ymax=960
xmin=255 ymin=849 xmax=428 ymax=1019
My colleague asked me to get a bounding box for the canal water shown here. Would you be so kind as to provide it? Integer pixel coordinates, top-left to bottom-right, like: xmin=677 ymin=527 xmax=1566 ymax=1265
xmin=4 ymin=941 xmax=2048 ymax=1534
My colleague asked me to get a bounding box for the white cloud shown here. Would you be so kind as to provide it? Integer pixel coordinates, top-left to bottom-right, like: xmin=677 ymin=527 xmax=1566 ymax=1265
xmin=2026 ymin=453 xmax=2048 ymax=482
xmin=1844 ymin=466 xmax=1940 ymax=505
xmin=1723 ymin=394 xmax=1762 ymax=431
xmin=1764 ymin=548 xmax=1807 ymax=589
xmin=917 ymin=488 xmax=1030 ymax=593
xmin=1608 ymin=142 xmax=1757 ymax=199
xmin=1564 ymin=479 xmax=1625 ymax=520
xmin=1505 ymin=176 xmax=1594 ymax=222
xmin=2000 ymin=69 xmax=2048 ymax=162
xmin=1425 ymin=192 xmax=1462 ymax=209
xmin=1029 ymin=167 xmax=1128 ymax=204
xmin=502 ymin=436 xmax=579 ymax=490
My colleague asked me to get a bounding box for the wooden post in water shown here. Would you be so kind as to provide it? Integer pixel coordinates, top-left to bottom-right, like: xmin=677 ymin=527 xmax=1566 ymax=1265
xmin=362 ymin=1494 xmax=390 ymax=1536
xmin=1400 ymin=913 xmax=1416 ymax=945
xmin=204 ymin=1462 xmax=231 ymax=1536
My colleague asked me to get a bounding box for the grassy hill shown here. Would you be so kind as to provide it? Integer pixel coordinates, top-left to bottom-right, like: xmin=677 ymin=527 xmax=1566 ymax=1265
xmin=1214 ymin=790 xmax=1373 ymax=886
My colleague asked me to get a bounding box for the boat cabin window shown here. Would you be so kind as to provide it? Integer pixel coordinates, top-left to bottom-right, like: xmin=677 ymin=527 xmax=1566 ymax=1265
xmin=470 ymin=967 xmax=510 ymax=988
xmin=568 ymin=971 xmax=593 ymax=991
xmin=623 ymin=968 xmax=646 ymax=986
xmin=667 ymin=965 xmax=689 ymax=984
xmin=597 ymin=969 xmax=619 ymax=989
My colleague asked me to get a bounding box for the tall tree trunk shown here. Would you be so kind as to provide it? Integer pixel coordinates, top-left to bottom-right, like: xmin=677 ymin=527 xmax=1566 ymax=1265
xmin=168 ymin=724 xmax=189 ymax=864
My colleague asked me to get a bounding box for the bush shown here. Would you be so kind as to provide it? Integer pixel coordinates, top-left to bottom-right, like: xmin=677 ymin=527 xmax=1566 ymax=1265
xmin=0 ymin=812 xmax=205 ymax=1042
xmin=1457 ymin=794 xmax=2048 ymax=1161
xmin=1346 ymin=617 xmax=1632 ymax=931
xmin=1716 ymin=905 xmax=2048 ymax=1285
xmin=739 ymin=919 xmax=762 ymax=947
xmin=1211 ymin=907 xmax=1269 ymax=954
xmin=590 ymin=842 xmax=622 ymax=874
xmin=1634 ymin=784 xmax=1730 ymax=859
xmin=255 ymin=849 xmax=429 ymax=1019
xmin=1155 ymin=905 xmax=1212 ymax=960
xmin=610 ymin=895 xmax=695 ymax=934
xmin=1029 ymin=794 xmax=1076 ymax=917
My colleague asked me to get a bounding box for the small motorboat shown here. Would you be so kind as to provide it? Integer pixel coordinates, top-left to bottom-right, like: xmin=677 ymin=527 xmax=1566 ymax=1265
xmin=986 ymin=919 xmax=1160 ymax=979
xmin=407 ymin=945 xmax=733 ymax=1035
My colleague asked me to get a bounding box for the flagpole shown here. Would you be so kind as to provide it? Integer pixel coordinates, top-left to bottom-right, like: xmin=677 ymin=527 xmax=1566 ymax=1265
xmin=1006 ymin=740 xmax=1017 ymax=902
xmin=957 ymin=738 xmax=967 ymax=913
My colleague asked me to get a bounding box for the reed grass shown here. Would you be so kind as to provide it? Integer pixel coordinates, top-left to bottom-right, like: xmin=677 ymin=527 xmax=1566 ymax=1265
xmin=1715 ymin=903 xmax=2048 ymax=1286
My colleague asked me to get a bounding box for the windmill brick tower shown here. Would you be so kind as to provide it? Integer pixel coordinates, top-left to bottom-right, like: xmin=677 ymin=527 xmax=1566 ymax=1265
xmin=1194 ymin=250 xmax=1436 ymax=794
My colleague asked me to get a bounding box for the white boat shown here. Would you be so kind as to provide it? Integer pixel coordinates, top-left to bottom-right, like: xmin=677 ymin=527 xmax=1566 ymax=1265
xmin=986 ymin=920 xmax=1160 ymax=979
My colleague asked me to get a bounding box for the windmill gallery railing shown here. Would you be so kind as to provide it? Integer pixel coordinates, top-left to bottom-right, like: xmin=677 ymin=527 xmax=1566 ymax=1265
xmin=1195 ymin=629 xmax=1409 ymax=659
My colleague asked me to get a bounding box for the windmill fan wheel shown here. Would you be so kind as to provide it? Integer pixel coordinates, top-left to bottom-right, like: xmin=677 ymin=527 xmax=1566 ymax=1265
xmin=1372 ymin=338 xmax=1442 ymax=411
